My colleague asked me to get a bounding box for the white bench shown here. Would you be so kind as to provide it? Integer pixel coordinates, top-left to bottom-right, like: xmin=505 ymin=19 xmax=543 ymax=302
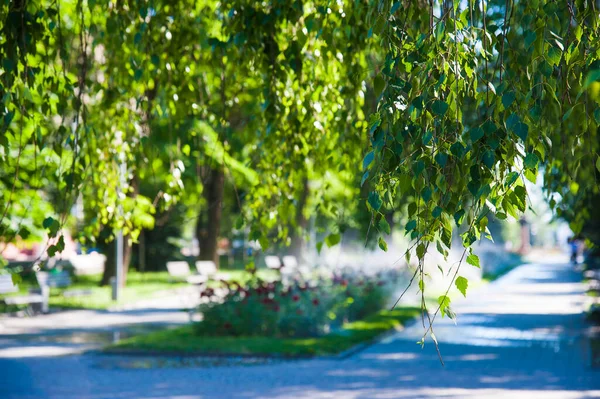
xmin=69 ymin=253 xmax=106 ymax=275
xmin=264 ymin=256 xmax=282 ymax=269
xmin=166 ymin=261 xmax=207 ymax=285
xmin=195 ymin=261 xmax=228 ymax=280
xmin=282 ymin=255 xmax=298 ymax=269
xmin=36 ymin=271 xmax=92 ymax=310
xmin=0 ymin=274 xmax=44 ymax=313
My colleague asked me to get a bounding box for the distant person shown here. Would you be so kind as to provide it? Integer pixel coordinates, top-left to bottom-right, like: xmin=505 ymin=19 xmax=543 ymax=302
xmin=568 ymin=236 xmax=584 ymax=264
xmin=568 ymin=237 xmax=578 ymax=264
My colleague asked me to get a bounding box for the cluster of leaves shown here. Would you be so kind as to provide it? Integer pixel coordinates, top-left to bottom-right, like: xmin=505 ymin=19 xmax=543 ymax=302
xmin=0 ymin=1 xmax=382 ymax=261
xmin=361 ymin=0 xmax=600 ymax=351
xmin=195 ymin=266 xmax=403 ymax=338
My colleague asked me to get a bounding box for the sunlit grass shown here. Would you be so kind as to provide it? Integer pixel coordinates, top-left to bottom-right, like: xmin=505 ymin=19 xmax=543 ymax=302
xmin=108 ymin=307 xmax=420 ymax=356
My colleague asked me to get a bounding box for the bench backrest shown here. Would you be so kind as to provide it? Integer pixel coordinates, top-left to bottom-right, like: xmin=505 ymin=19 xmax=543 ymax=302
xmin=166 ymin=261 xmax=191 ymax=277
xmin=36 ymin=271 xmax=72 ymax=288
xmin=70 ymin=254 xmax=106 ymax=275
xmin=195 ymin=261 xmax=217 ymax=276
xmin=282 ymin=256 xmax=298 ymax=269
xmin=264 ymin=256 xmax=282 ymax=269
xmin=0 ymin=274 xmax=18 ymax=294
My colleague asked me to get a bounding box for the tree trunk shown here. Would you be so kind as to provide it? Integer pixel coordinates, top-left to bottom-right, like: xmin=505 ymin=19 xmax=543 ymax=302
xmin=99 ymin=176 xmax=137 ymax=287
xmin=100 ymin=234 xmax=132 ymax=286
xmin=196 ymin=167 xmax=225 ymax=267
xmin=290 ymin=176 xmax=309 ymax=259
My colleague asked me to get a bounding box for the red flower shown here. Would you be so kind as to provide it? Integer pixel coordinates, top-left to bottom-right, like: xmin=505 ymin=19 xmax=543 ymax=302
xmin=224 ymin=322 xmax=232 ymax=329
xmin=312 ymin=298 xmax=319 ymax=306
xmin=292 ymin=295 xmax=300 ymax=302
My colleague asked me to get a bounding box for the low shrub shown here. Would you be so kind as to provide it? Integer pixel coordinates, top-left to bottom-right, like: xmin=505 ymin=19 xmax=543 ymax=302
xmin=194 ymin=267 xmax=403 ymax=338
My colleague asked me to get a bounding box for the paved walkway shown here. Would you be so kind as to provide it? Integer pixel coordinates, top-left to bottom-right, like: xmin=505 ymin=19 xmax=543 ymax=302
xmin=1 ymin=260 xmax=599 ymax=398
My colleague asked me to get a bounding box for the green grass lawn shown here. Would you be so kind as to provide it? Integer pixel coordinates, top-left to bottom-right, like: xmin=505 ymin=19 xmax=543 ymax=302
xmin=108 ymin=307 xmax=420 ymax=357
xmin=1 ymin=269 xmax=278 ymax=311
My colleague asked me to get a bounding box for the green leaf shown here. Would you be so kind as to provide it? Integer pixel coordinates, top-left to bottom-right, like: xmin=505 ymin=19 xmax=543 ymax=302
xmin=316 ymin=242 xmax=324 ymax=254
xmin=524 ymin=31 xmax=537 ymax=49
xmin=362 ymin=151 xmax=374 ymax=170
xmin=374 ymin=75 xmax=385 ymax=97
xmin=432 ymin=206 xmax=442 ymax=218
xmin=368 ymin=192 xmax=382 ymax=211
xmin=259 ymin=236 xmax=269 ymax=251
xmin=431 ymin=100 xmax=449 ymax=116
xmin=487 ymin=82 xmax=496 ymax=95
xmin=513 ymin=122 xmax=529 ymax=142
xmin=454 ymin=209 xmax=465 ymax=226
xmin=422 ymin=130 xmax=433 ymax=145
xmin=434 ymin=152 xmax=448 ymax=168
xmin=11 ymin=273 xmax=22 ymax=286
xmin=596 ymin=156 xmax=600 ymax=173
xmin=405 ymin=220 xmax=417 ymax=233
xmin=570 ymin=181 xmax=579 ymax=195
xmin=378 ymin=237 xmax=388 ymax=252
xmin=325 ymin=233 xmax=341 ymax=248
xmin=470 ymin=127 xmax=484 ymax=142
xmin=421 ymin=186 xmax=432 ymax=202
xmin=505 ymin=171 xmax=519 ymax=187
xmin=450 ymin=142 xmax=466 ymax=159
xmin=594 ymin=109 xmax=600 ymax=124
xmin=43 ymin=217 xmax=60 ymax=237
xmin=416 ymin=243 xmax=426 ymax=259
xmin=583 ymin=70 xmax=600 ymax=90
xmin=466 ymin=253 xmax=480 ymax=268
xmin=562 ymin=105 xmax=575 ymax=122
xmin=2 ymin=58 xmax=15 ymax=72
xmin=524 ymin=153 xmax=539 ymax=170
xmin=455 ymin=276 xmax=468 ymax=297
xmin=547 ymin=46 xmax=562 ymax=66
xmin=524 ymin=169 xmax=537 ymax=183
xmin=368 ymin=113 xmax=381 ymax=134
xmin=482 ymin=150 xmax=495 ymax=169
xmin=502 ymin=91 xmax=515 ymax=108
xmin=438 ymin=295 xmax=451 ymax=317
xmin=482 ymin=120 xmax=497 ymax=135
xmin=361 ymin=171 xmax=369 ymax=187
xmin=506 ymin=113 xmax=520 ymax=130
xmin=390 ymin=1 xmax=401 ymax=14
xmin=378 ymin=217 xmax=391 ymax=235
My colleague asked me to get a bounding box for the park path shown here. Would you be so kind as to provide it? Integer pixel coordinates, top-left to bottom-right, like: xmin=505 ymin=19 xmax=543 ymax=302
xmin=0 ymin=259 xmax=599 ymax=399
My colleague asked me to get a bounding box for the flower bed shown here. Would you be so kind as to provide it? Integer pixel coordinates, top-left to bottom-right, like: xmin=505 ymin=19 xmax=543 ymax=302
xmin=194 ymin=267 xmax=404 ymax=338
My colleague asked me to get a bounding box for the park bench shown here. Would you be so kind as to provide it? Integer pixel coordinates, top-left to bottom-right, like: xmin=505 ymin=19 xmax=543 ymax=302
xmin=69 ymin=253 xmax=106 ymax=276
xmin=195 ymin=260 xmax=229 ymax=281
xmin=36 ymin=270 xmax=93 ymax=304
xmin=264 ymin=255 xmax=282 ymax=269
xmin=166 ymin=261 xmax=207 ymax=285
xmin=0 ymin=274 xmax=45 ymax=314
xmin=282 ymin=255 xmax=298 ymax=269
